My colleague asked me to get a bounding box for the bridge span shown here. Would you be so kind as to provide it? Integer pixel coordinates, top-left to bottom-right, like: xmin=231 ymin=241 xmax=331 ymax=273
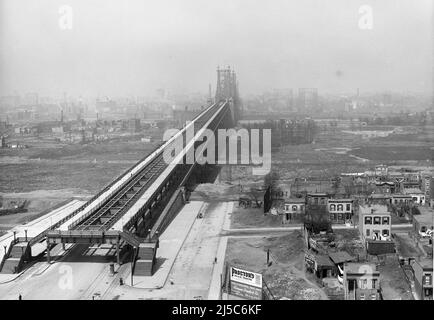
xmin=0 ymin=67 xmax=241 ymax=277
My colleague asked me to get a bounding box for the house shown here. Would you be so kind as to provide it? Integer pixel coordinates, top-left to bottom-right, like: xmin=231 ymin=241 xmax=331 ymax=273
xmin=412 ymin=258 xmax=433 ymax=300
xmin=327 ymin=199 xmax=353 ymax=224
xmin=366 ymin=193 xmax=391 ymax=205
xmin=307 ymin=193 xmax=330 ymax=206
xmin=374 ymin=164 xmax=388 ymax=176
xmin=359 ymin=204 xmax=394 ymax=255
xmin=282 ymin=198 xmax=305 ymax=223
xmin=359 ymin=205 xmax=391 ymax=241
xmin=404 ymin=188 xmax=425 ymax=206
xmin=391 ymin=194 xmax=413 ymax=206
xmin=374 ymin=181 xmax=396 ymax=194
xmin=343 ymin=262 xmax=381 ymax=300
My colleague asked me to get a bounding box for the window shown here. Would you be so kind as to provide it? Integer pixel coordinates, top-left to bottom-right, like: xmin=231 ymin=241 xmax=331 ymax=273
xmin=337 ymin=204 xmax=343 ymax=211
xmin=374 ymin=217 xmax=381 ymax=225
xmin=346 ymin=204 xmax=351 ymax=212
xmin=292 ymin=205 xmax=298 ymax=212
xmin=365 ymin=216 xmax=372 ymax=225
xmin=394 ymin=200 xmax=398 ymax=204
xmin=382 ymin=217 xmax=389 ymax=225
xmin=423 ymin=274 xmax=432 ymax=286
xmin=285 ymin=205 xmax=289 ymax=211
xmin=366 ymin=229 xmax=370 ymax=237
xmin=330 ymin=204 xmax=336 ymax=211
xmin=382 ymin=230 xmax=389 ymax=237
xmin=320 ymin=198 xmax=326 ymax=205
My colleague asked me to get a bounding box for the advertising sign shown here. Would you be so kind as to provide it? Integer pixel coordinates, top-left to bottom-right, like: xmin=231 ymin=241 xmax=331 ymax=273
xmin=229 ymin=266 xmax=263 ymax=300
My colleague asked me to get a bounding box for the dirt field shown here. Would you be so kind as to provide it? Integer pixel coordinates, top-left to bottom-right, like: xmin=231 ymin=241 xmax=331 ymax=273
xmin=225 ymin=233 xmax=328 ymax=300
xmin=230 ymin=205 xmax=284 ymax=229
xmin=393 ymin=233 xmax=425 ymax=259
xmin=378 ymin=255 xmax=414 ymax=300
xmin=0 ymin=140 xmax=158 ymax=193
xmin=0 ymin=189 xmax=87 ymax=229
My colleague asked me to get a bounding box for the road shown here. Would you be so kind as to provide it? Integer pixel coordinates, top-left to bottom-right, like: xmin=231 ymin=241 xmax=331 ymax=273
xmin=0 ymin=244 xmax=120 ymax=300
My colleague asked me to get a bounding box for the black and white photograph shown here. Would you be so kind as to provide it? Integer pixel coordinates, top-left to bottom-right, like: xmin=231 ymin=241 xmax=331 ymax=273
xmin=0 ymin=0 xmax=433 ymax=305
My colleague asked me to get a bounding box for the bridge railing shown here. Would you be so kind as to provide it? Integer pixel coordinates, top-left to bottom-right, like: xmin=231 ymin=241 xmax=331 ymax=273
xmin=121 ymin=101 xmax=229 ymax=232
xmin=69 ymin=101 xmax=223 ymax=232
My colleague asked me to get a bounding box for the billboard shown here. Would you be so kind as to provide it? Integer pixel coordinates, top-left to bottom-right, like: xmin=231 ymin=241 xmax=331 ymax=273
xmin=229 ymin=266 xmax=263 ymax=300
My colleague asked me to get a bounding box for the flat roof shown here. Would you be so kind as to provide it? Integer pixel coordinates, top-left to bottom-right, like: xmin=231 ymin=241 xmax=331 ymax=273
xmin=369 ymin=194 xmax=391 ymax=198
xmin=413 ymin=207 xmax=433 ymax=226
xmin=328 ymin=199 xmax=353 ymax=202
xmin=359 ymin=204 xmax=389 ymax=215
xmin=285 ymin=198 xmax=306 ymax=203
xmin=404 ymin=188 xmax=423 ymax=194
xmin=345 ymin=262 xmax=379 ymax=275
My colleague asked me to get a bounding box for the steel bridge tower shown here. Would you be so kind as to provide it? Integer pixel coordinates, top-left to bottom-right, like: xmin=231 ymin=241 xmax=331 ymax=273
xmin=215 ymin=66 xmax=242 ymax=123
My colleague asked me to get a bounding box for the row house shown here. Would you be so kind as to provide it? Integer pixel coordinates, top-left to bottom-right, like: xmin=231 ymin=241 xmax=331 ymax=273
xmin=327 ymin=199 xmax=353 ymax=223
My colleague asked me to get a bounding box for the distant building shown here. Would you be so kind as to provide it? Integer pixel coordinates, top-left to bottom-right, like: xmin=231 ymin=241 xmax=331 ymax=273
xmin=367 ymin=193 xmax=391 ymax=205
xmin=404 ymin=188 xmax=425 ymax=206
xmin=391 ymin=194 xmax=413 ymax=206
xmin=343 ymin=262 xmax=381 ymax=300
xmin=421 ymin=175 xmax=433 ymax=203
xmin=374 ymin=164 xmax=388 ymax=176
xmin=297 ymin=88 xmax=319 ymax=112
xmin=412 ymin=259 xmax=433 ymax=300
xmin=283 ymin=198 xmax=305 ymax=223
xmin=307 ymin=193 xmax=329 ymax=206
xmin=128 ymin=118 xmax=141 ymax=133
xmin=327 ymin=199 xmax=353 ymax=224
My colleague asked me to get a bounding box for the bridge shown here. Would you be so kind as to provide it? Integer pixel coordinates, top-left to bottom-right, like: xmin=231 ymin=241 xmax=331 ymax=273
xmin=0 ymin=67 xmax=241 ymax=277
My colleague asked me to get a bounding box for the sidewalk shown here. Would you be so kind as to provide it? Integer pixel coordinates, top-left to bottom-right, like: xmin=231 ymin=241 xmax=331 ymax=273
xmin=126 ymin=201 xmax=204 ymax=289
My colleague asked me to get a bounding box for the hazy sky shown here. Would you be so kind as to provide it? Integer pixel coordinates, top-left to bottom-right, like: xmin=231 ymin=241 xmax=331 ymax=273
xmin=0 ymin=0 xmax=432 ymax=97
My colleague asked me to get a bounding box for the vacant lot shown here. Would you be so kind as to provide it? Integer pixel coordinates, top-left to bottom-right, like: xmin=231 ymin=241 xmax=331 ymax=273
xmin=225 ymin=233 xmax=328 ymax=300
xmin=230 ymin=205 xmax=284 ymax=229
xmin=0 ymin=140 xmax=158 ymax=193
xmin=378 ymin=255 xmax=414 ymax=300
xmin=393 ymin=233 xmax=425 ymax=259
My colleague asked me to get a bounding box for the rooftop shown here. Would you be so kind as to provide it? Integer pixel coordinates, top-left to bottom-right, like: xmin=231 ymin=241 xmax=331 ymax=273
xmin=359 ymin=204 xmax=389 ymax=215
xmin=369 ymin=194 xmax=391 ymax=199
xmin=329 ymin=251 xmax=355 ymax=265
xmin=413 ymin=207 xmax=434 ymax=226
xmin=404 ymin=188 xmax=423 ymax=194
xmin=285 ymin=198 xmax=306 ymax=204
xmin=391 ymin=194 xmax=413 ymax=198
xmin=344 ymin=262 xmax=379 ymax=275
